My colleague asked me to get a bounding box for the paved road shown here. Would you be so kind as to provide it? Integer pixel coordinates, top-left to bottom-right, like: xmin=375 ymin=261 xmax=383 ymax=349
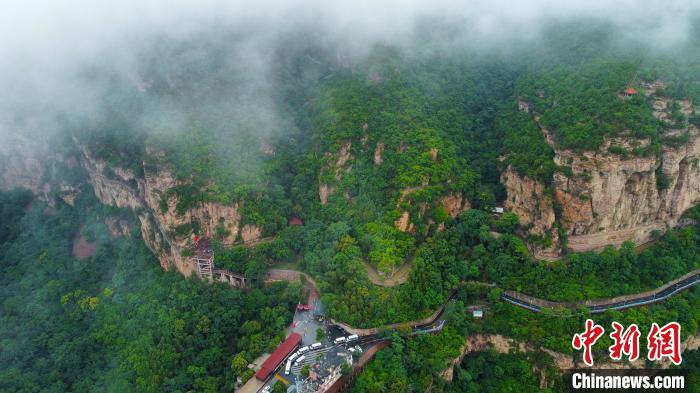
xmin=248 ymin=267 xmax=700 ymax=392
xmin=502 ymin=270 xmax=700 ymax=314
xmin=331 ymin=269 xmax=700 ymax=335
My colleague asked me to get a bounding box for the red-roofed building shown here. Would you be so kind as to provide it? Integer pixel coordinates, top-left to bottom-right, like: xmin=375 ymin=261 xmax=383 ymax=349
xmin=255 ymin=333 xmax=302 ymax=381
xmin=623 ymin=87 xmax=638 ymax=96
xmin=289 ymin=214 xmax=303 ymax=226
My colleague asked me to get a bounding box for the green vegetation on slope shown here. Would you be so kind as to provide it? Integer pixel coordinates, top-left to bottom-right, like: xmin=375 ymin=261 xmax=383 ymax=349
xmin=78 ymin=20 xmax=700 ymax=277
xmin=348 ymin=207 xmax=700 ymax=391
xmin=0 ymin=191 xmax=300 ymax=393
xmin=31 ymin=19 xmax=700 ymax=392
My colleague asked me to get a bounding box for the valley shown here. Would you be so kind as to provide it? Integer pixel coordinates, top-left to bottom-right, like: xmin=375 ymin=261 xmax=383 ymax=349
xmin=2 ymin=7 xmax=700 ymax=393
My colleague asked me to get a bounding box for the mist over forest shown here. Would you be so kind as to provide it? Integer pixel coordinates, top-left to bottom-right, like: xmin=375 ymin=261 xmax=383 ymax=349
xmin=2 ymin=1 xmax=700 ymax=393
xmin=2 ymin=0 xmax=699 ymax=138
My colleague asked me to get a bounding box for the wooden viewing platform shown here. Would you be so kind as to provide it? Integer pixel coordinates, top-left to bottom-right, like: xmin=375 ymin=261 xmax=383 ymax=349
xmin=193 ymin=246 xmax=214 ymax=282
xmin=192 ymin=239 xmax=246 ymax=288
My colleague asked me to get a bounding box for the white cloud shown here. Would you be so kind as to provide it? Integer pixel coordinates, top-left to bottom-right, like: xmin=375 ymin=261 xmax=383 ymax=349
xmin=0 ymin=0 xmax=697 ymax=139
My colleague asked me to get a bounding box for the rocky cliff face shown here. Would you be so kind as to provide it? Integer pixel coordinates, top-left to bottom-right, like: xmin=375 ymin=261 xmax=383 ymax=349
xmin=319 ymin=141 xmax=352 ymax=205
xmin=0 ymin=131 xmax=257 ymax=277
xmin=504 ymin=91 xmax=699 ymax=257
xmin=0 ymin=133 xmax=50 ymax=197
xmin=501 ymin=166 xmax=559 ymax=258
xmin=0 ymin=128 xmax=80 ymax=206
xmin=79 ymin=145 xmax=255 ymax=276
xmin=441 ymin=332 xmax=700 ymax=382
xmin=0 ymin=128 xmax=262 ymax=276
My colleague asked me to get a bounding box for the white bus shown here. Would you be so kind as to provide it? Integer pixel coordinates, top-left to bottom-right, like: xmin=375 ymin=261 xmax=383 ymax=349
xmin=295 ymin=355 xmax=306 ymax=364
xmin=284 ymin=361 xmax=291 ymax=374
xmin=289 ymin=352 xmax=299 ymax=363
xmin=333 ymin=337 xmax=346 ymax=345
xmin=347 ymin=334 xmax=359 ymax=342
xmin=310 ymin=342 xmax=323 ymax=350
xmin=297 ymin=346 xmax=310 ymax=354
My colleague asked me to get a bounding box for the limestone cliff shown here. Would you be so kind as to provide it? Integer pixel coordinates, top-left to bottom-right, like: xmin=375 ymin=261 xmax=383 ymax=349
xmin=0 ymin=130 xmax=266 ymax=277
xmin=504 ymin=91 xmax=699 ymax=257
xmin=0 ymin=128 xmax=81 ymax=206
xmin=0 ymin=131 xmax=50 ymax=197
xmin=319 ymin=141 xmax=352 ymax=205
xmin=501 ymin=166 xmax=559 ymax=258
xmin=393 ymin=184 xmax=470 ymax=234
xmin=78 ymin=145 xmax=256 ymax=276
xmin=441 ymin=332 xmax=700 ymax=382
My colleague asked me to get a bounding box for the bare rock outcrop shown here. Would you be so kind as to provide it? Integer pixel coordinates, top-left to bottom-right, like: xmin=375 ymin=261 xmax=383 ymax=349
xmin=240 ymin=224 xmax=262 ymax=244
xmin=441 ymin=334 xmax=530 ymax=381
xmin=78 ymin=145 xmax=247 ymax=276
xmin=142 ymin=161 xmax=242 ymax=246
xmin=335 ymin=141 xmax=352 ymax=178
xmin=394 ymin=211 xmax=413 ymax=232
xmin=430 ymin=147 xmax=439 ymax=161
xmin=260 ymin=141 xmax=275 ymax=156
xmin=503 ymin=92 xmax=699 ymax=254
xmin=518 ymin=100 xmax=532 ymax=113
xmin=440 ymin=192 xmax=470 ymax=219
xmin=373 ymin=142 xmax=384 ymax=165
xmin=318 ymin=141 xmax=353 ymax=204
xmin=58 ymin=184 xmax=79 ymax=206
xmin=105 ymin=217 xmax=131 ymax=238
xmin=0 ymin=130 xmax=87 ymax=209
xmin=393 ymin=183 xmax=466 ymax=233
xmin=319 ymin=184 xmax=333 ymax=205
xmin=442 ymin=332 xmax=699 ymax=382
xmin=501 ymin=166 xmax=560 ymax=258
xmin=0 ymin=127 xmax=54 ymax=200
xmin=501 ymin=166 xmax=556 ymax=235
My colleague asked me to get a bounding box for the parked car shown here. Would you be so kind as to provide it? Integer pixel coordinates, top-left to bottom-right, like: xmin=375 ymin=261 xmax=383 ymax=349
xmin=334 ymin=337 xmax=346 ymax=345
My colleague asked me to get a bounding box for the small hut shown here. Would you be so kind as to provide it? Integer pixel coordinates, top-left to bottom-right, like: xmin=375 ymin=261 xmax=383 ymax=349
xmin=289 ymin=214 xmax=303 ymax=226
xmin=623 ymin=87 xmax=638 ymax=97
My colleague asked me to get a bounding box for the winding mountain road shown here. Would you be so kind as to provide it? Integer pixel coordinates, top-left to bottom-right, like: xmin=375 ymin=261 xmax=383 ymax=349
xmin=249 ymin=267 xmax=700 ymax=392
xmin=277 ymin=268 xmax=700 ymax=334
xmin=501 ymin=269 xmax=700 ymax=314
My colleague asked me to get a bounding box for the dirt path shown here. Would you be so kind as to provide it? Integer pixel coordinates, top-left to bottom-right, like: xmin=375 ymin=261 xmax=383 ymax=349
xmin=265 ymin=269 xmax=320 ymax=304
xmin=240 ymin=235 xmax=276 ymax=247
xmin=364 ymin=260 xmax=412 ymax=287
xmin=634 ymin=238 xmax=658 ymax=253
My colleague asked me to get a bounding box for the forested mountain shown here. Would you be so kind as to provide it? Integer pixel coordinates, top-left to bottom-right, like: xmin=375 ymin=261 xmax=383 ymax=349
xmin=0 ymin=191 xmax=301 ymax=392
xmin=1 ymin=11 xmax=700 ymax=393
